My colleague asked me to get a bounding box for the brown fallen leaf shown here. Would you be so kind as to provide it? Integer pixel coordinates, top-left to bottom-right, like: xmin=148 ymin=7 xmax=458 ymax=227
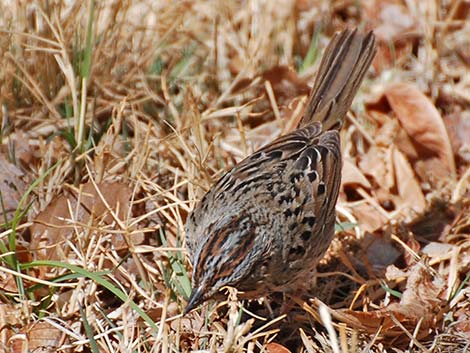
xmin=0 ymin=244 xmax=38 ymax=293
xmin=444 ymin=110 xmax=470 ymax=163
xmin=384 ymin=83 xmax=456 ymax=176
xmin=8 ymin=321 xmax=69 ymax=353
xmin=342 ymin=158 xmax=372 ymax=191
xmin=370 ymin=30 xmax=416 ymax=72
xmin=0 ymin=131 xmax=37 ymax=167
xmin=355 ymin=142 xmax=425 ymax=225
xmin=421 ymin=242 xmax=455 ymax=259
xmin=407 ymin=199 xmax=455 ymax=242
xmin=387 ymin=264 xmax=446 ymax=323
xmin=373 ymin=116 xmax=400 ymax=146
xmin=0 ymin=303 xmax=22 ymax=345
xmin=359 ymin=145 xmax=395 ymax=191
xmin=350 ymin=202 xmax=388 ymax=233
xmin=260 ymin=65 xmax=310 ymax=103
xmin=372 ymin=115 xmax=419 ymax=160
xmin=0 ymin=267 xmax=17 ymax=293
xmin=231 ymin=65 xmax=309 ymax=108
xmin=30 ymin=182 xmax=137 ymax=260
xmin=368 ymin=109 xmax=391 ymax=126
xmin=363 ymin=232 xmax=401 ymax=272
xmin=266 ymin=342 xmax=292 ymax=353
xmin=391 ymin=146 xmax=426 ymax=214
xmin=308 ymin=264 xmax=446 ymax=345
xmin=414 ymin=157 xmax=454 ymax=185
xmin=454 ymin=0 xmax=470 ymax=19
xmin=454 ymin=307 xmax=470 ymax=333
xmin=0 ymin=153 xmax=27 ymax=223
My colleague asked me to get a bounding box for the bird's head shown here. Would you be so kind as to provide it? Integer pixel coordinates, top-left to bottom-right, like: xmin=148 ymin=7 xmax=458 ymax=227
xmin=183 ymin=213 xmax=265 ymax=314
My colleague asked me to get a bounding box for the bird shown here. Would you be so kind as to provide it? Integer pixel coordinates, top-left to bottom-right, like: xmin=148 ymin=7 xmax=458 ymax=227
xmin=183 ymin=29 xmax=376 ymax=314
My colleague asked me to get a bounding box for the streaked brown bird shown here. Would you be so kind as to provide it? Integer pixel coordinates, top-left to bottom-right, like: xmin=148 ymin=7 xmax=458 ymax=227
xmin=184 ymin=29 xmax=376 ymax=314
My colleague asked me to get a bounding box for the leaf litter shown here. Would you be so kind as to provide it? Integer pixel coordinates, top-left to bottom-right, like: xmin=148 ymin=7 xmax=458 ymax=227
xmin=1 ymin=1 xmax=470 ymax=352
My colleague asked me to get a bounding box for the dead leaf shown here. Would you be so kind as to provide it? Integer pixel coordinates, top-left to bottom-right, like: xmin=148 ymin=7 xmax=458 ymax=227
xmin=444 ymin=111 xmax=470 ymax=163
xmin=231 ymin=65 xmax=309 ymax=108
xmin=384 ymin=83 xmax=456 ymax=176
xmin=403 ymin=237 xmax=421 ymax=266
xmin=0 ymin=269 xmax=17 ymax=293
xmin=385 ymin=264 xmax=407 ymax=281
xmin=359 ymin=145 xmax=394 ymax=191
xmin=421 ymin=242 xmax=455 ymax=258
xmin=363 ymin=232 xmax=401 ymax=272
xmin=454 ymin=308 xmax=470 ymax=333
xmin=8 ymin=321 xmax=69 ymax=353
xmin=0 ymin=153 xmax=27 ymax=223
xmin=261 ymin=65 xmax=310 ymax=103
xmin=391 ymin=146 xmax=426 ymax=214
xmin=311 ymin=264 xmax=446 ymax=344
xmin=387 ymin=264 xmax=446 ymax=320
xmin=374 ymin=117 xmax=400 ymax=147
xmin=416 ymin=159 xmax=454 ymax=188
xmin=0 ymin=244 xmax=39 ymax=293
xmin=407 ymin=200 xmax=455 ymax=242
xmin=342 ymin=158 xmax=372 ymax=190
xmin=0 ymin=131 xmax=37 ymax=167
xmin=372 ymin=116 xmax=419 ymax=160
xmin=368 ymin=109 xmax=390 ymax=126
xmin=355 ymin=143 xmax=425 ymax=226
xmin=30 ymin=195 xmax=69 ymax=260
xmin=350 ymin=203 xmax=388 ymax=233
xmin=266 ymin=342 xmax=292 ymax=353
xmin=448 ymin=0 xmax=470 ymax=22
xmin=30 ymin=182 xmax=137 ymax=260
xmin=0 ymin=303 xmax=22 ymax=345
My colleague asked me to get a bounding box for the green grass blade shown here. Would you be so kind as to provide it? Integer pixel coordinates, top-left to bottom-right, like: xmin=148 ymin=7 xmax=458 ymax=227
xmin=380 ymin=280 xmax=402 ymax=299
xmin=80 ymin=0 xmax=95 ymax=80
xmin=299 ymin=25 xmax=321 ymax=74
xmin=159 ymin=228 xmax=191 ymax=300
xmin=79 ymin=304 xmax=100 ymax=353
xmin=8 ymin=162 xmax=60 ymax=259
xmin=169 ymin=45 xmax=195 ymax=82
xmin=2 ymin=161 xmax=60 ymax=299
xmin=335 ymin=221 xmax=357 ymax=232
xmin=21 ymin=260 xmax=158 ymax=331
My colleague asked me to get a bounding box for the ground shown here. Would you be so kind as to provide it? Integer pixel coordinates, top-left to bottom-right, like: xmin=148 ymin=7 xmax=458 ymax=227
xmin=1 ymin=1 xmax=470 ymax=352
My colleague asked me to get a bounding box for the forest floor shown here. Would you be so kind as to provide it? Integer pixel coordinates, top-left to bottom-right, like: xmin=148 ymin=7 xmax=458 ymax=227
xmin=1 ymin=1 xmax=470 ymax=352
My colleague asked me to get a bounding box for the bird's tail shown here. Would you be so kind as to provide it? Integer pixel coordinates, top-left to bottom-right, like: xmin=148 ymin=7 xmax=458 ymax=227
xmin=298 ymin=29 xmax=376 ymax=130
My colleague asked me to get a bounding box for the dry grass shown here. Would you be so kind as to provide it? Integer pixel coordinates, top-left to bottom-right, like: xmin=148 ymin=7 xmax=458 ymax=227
xmin=1 ymin=1 xmax=470 ymax=352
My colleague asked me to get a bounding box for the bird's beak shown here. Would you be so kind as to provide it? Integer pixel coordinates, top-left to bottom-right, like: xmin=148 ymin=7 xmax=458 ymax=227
xmin=183 ymin=286 xmax=204 ymax=315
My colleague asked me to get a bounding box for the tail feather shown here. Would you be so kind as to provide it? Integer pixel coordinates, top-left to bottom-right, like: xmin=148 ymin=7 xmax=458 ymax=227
xmin=298 ymin=29 xmax=376 ymax=130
